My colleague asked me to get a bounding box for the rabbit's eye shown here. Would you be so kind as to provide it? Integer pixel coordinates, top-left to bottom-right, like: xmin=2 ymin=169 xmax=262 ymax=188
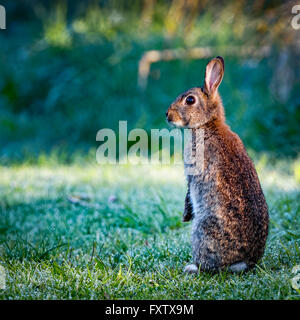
xmin=185 ymin=95 xmax=195 ymax=105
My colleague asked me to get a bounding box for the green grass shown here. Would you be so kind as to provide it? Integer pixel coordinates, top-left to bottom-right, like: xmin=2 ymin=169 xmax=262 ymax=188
xmin=0 ymin=156 xmax=300 ymax=300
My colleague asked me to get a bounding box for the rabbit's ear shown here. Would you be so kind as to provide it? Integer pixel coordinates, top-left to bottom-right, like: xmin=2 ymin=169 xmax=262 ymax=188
xmin=204 ymin=56 xmax=224 ymax=96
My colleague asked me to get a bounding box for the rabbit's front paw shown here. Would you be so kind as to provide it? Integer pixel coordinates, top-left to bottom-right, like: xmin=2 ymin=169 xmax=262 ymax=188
xmin=183 ymin=193 xmax=194 ymax=222
xmin=182 ymin=210 xmax=193 ymax=222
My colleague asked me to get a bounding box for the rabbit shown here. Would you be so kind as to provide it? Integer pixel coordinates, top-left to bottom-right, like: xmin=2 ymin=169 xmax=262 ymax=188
xmin=166 ymin=56 xmax=269 ymax=273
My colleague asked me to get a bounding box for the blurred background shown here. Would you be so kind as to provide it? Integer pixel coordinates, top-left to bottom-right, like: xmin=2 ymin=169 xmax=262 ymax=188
xmin=0 ymin=0 xmax=299 ymax=163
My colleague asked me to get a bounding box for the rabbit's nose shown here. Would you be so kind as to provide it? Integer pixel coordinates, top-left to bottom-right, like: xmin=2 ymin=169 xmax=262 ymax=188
xmin=165 ymin=111 xmax=169 ymax=117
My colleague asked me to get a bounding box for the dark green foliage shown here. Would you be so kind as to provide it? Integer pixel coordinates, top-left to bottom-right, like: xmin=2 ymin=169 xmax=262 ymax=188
xmin=0 ymin=1 xmax=299 ymax=161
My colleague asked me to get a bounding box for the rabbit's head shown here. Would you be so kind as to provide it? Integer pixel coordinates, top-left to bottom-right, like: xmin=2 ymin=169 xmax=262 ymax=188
xmin=166 ymin=56 xmax=225 ymax=129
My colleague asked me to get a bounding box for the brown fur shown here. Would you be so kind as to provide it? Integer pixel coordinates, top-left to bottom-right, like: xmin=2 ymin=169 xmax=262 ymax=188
xmin=166 ymin=56 xmax=269 ymax=272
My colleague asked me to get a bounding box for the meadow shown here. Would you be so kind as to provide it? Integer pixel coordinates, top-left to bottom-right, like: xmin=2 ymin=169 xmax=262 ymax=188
xmin=0 ymin=1 xmax=299 ymax=300
xmin=0 ymin=155 xmax=300 ymax=299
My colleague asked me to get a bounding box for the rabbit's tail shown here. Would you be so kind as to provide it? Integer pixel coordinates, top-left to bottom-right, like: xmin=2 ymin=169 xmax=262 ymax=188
xmin=228 ymin=262 xmax=248 ymax=273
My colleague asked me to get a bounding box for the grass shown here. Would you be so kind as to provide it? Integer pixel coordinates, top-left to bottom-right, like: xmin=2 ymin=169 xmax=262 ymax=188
xmin=0 ymin=155 xmax=300 ymax=300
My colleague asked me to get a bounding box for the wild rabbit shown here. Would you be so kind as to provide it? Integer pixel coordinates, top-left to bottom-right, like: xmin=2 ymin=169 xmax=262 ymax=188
xmin=166 ymin=56 xmax=269 ymax=273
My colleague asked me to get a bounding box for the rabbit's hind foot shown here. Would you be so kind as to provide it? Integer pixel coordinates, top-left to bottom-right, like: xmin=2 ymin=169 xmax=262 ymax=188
xmin=228 ymin=262 xmax=248 ymax=273
xmin=184 ymin=264 xmax=198 ymax=274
